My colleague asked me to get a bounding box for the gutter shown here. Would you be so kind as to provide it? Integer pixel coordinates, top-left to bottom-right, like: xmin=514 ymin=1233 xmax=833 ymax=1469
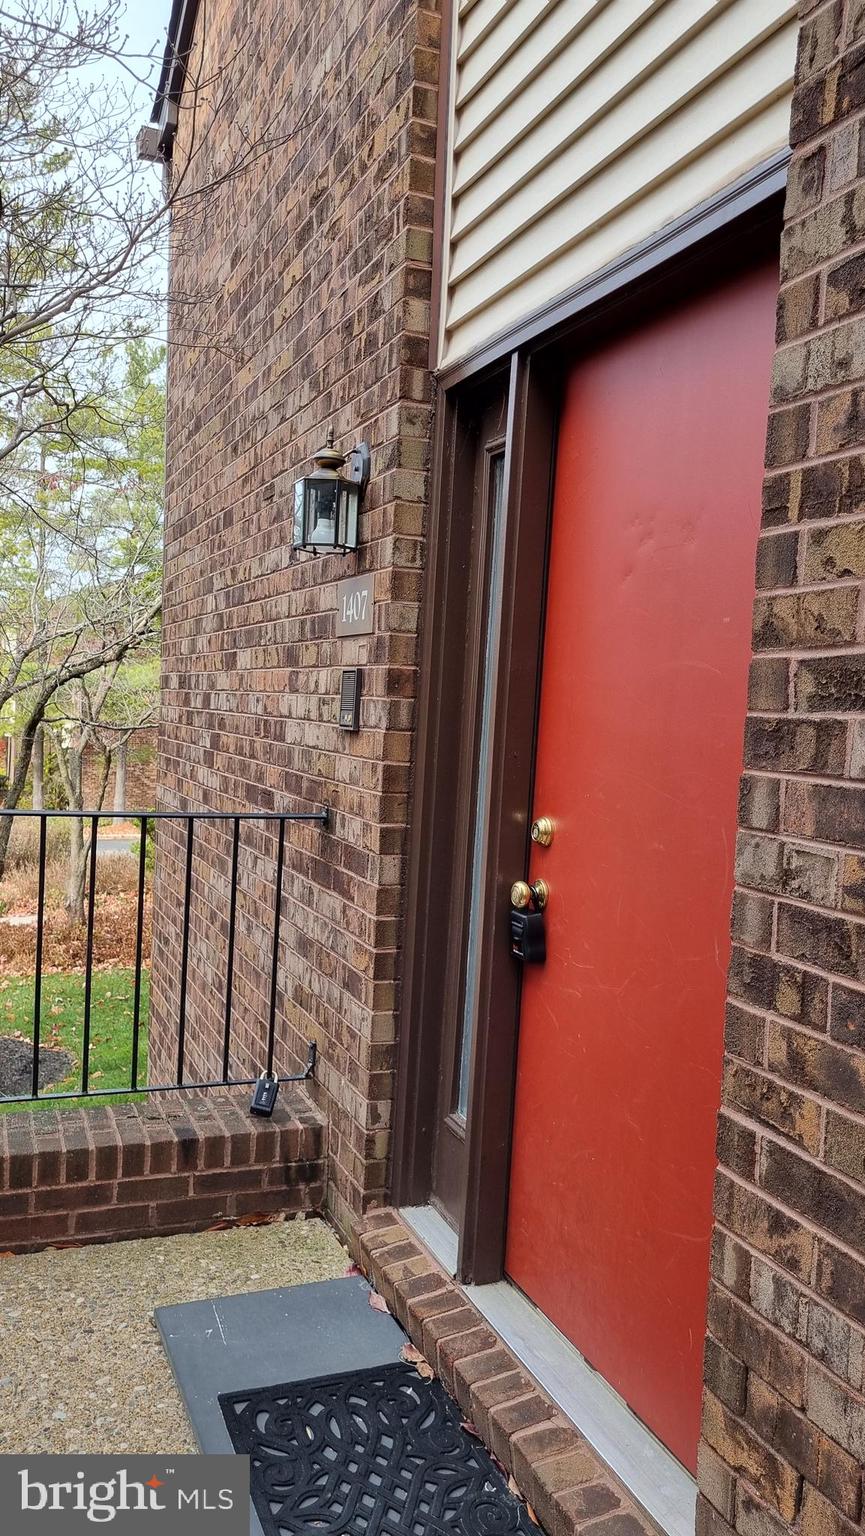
xmin=137 ymin=0 xmax=201 ymax=162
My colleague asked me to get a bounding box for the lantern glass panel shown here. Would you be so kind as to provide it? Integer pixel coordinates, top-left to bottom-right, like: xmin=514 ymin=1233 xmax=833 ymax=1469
xmin=337 ymin=481 xmax=359 ymax=551
xmin=293 ymin=481 xmax=305 ymax=548
xmin=305 ymin=478 xmax=339 ymax=548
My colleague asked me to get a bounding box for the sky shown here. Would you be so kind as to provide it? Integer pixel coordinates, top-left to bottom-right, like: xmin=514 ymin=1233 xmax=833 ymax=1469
xmin=122 ymin=1 xmax=173 ymax=63
xmin=111 ymin=0 xmax=174 ymax=121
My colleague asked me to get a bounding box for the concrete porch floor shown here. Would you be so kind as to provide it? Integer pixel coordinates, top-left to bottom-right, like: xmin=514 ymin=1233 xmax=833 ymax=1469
xmin=0 ymin=1216 xmax=348 ymax=1453
xmin=1 ymin=1206 xmax=669 ymax=1536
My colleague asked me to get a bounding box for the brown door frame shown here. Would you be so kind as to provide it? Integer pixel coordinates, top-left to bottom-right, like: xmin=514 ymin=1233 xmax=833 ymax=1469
xmin=430 ymin=385 xmax=512 ymax=1225
xmin=392 ymin=154 xmax=788 ymax=1286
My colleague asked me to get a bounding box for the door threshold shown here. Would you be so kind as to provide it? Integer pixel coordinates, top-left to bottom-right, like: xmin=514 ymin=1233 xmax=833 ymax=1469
xmin=465 ymin=1279 xmax=697 ymax=1536
xmin=400 ymin=1204 xmax=458 ymax=1277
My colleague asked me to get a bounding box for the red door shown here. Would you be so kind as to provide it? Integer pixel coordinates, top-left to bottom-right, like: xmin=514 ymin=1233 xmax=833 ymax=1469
xmin=505 ymin=255 xmax=778 ymax=1472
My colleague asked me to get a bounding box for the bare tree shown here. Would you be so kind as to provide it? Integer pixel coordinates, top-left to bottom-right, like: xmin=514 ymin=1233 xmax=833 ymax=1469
xmin=0 ymin=1 xmax=292 ymax=871
xmin=0 ymin=0 xmax=293 ymax=533
xmin=0 ymin=579 xmax=161 ymax=878
xmin=31 ymin=724 xmax=44 ymax=809
xmin=46 ymin=659 xmax=157 ymax=923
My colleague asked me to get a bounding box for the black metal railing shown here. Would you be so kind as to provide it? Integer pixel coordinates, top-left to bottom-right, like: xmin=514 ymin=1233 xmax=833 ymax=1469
xmin=0 ymin=807 xmax=329 ymax=1105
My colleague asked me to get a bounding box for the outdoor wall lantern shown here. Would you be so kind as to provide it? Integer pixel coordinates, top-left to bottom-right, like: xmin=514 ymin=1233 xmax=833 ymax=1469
xmin=292 ymin=431 xmax=370 ymax=554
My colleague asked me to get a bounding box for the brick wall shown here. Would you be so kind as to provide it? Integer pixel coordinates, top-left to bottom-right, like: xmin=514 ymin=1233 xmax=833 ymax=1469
xmin=151 ymin=0 xmax=439 ymax=1235
xmin=0 ymin=1089 xmax=326 ymax=1253
xmin=81 ymin=730 xmax=157 ymax=811
xmin=699 ymin=4 xmax=865 ymax=1533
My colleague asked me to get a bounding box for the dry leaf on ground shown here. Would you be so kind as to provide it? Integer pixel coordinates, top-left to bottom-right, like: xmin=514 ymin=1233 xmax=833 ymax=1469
xmin=367 ymin=1290 xmax=389 ymax=1314
xmin=400 ymin=1343 xmax=434 ymax=1380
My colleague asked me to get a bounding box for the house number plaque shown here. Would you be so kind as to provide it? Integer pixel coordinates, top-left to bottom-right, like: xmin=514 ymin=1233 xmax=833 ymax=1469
xmin=335 ymin=574 xmax=375 ymax=636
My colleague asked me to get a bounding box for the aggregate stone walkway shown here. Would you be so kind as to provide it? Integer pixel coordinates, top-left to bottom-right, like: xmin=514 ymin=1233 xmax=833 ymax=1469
xmin=0 ymin=1216 xmax=348 ymax=1453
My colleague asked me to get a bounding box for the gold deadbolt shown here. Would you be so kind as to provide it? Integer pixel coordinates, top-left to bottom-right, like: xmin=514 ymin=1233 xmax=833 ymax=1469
xmin=530 ymin=816 xmax=554 ymax=847
xmin=510 ymin=878 xmax=549 ymax=911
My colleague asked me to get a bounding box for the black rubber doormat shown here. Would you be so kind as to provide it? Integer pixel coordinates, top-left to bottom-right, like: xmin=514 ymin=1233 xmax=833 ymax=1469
xmin=219 ymin=1360 xmax=538 ymax=1534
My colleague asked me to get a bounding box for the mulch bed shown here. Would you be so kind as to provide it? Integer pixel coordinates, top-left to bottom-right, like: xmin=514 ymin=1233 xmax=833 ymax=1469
xmin=0 ymin=1036 xmax=74 ymax=1096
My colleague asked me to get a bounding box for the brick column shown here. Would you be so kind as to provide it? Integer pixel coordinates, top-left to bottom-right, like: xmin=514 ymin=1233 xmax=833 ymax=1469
xmin=150 ymin=0 xmax=441 ymax=1237
xmin=699 ymin=4 xmax=865 ymax=1534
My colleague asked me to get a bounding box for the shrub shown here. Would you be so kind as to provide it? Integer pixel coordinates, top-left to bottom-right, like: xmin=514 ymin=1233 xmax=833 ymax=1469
xmin=5 ymin=817 xmax=71 ymax=871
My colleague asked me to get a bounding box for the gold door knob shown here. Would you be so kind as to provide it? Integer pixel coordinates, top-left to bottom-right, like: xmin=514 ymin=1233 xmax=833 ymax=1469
xmin=510 ymin=878 xmax=549 ymax=911
xmin=531 ymin=816 xmax=554 ymax=847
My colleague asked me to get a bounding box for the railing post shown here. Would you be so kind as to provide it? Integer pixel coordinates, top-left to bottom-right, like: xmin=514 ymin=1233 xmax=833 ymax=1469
xmin=80 ymin=814 xmax=99 ymax=1095
xmin=266 ymin=816 xmax=287 ymax=1079
xmin=222 ymin=816 xmax=241 ymax=1083
xmin=30 ymin=815 xmax=47 ymax=1099
xmin=130 ymin=815 xmax=148 ymax=1093
xmin=176 ymin=815 xmax=195 ymax=1088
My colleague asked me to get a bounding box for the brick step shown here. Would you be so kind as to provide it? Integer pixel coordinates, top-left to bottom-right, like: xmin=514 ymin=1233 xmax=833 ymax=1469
xmin=0 ymin=1088 xmax=326 ymax=1252
xmin=353 ymin=1207 xmax=663 ymax=1536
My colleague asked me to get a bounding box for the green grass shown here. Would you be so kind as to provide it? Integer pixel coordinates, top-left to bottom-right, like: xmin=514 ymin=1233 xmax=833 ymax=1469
xmin=0 ymin=967 xmax=149 ymax=1112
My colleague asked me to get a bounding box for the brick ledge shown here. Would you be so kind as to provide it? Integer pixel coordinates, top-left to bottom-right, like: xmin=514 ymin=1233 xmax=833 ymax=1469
xmin=0 ymin=1086 xmax=326 ymax=1252
xmin=352 ymin=1208 xmax=664 ymax=1536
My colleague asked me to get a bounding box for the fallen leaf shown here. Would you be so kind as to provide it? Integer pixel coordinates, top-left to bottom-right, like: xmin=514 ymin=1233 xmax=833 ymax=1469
xmin=460 ymin=1419 xmax=480 ymax=1438
xmin=508 ymin=1476 xmax=521 ymax=1498
xmin=401 ymin=1344 xmax=434 ymax=1380
xmin=344 ymin=1262 xmax=362 ymax=1278
xmin=368 ymin=1290 xmax=389 ymax=1314
xmin=527 ymin=1503 xmax=540 ymax=1526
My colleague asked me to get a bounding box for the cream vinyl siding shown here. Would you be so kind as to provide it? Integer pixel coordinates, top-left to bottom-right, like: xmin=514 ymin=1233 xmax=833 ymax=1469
xmin=438 ymin=0 xmax=797 ymax=367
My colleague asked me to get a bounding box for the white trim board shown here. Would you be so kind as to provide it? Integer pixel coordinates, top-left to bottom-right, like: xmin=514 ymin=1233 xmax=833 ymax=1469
xmin=401 ymin=1204 xmax=459 ymax=1277
xmin=465 ymin=1279 xmax=697 ymax=1536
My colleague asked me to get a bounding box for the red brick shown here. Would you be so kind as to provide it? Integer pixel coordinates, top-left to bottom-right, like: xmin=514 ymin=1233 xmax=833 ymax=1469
xmin=701 ymin=1391 xmax=801 ymax=1519
xmin=435 ymin=1324 xmax=498 ymax=1395
xmin=452 ymin=1345 xmax=517 ymax=1418
xmin=390 ymin=1270 xmax=450 ymax=1330
xmin=0 ymin=1191 xmax=30 ymax=1217
xmin=550 ymin=1477 xmax=621 ymax=1531
xmin=33 ymin=1180 xmax=116 ymax=1212
xmin=469 ymin=1370 xmax=534 ymax=1442
xmin=232 ymin=1187 xmax=309 ymax=1217
xmin=192 ymin=1167 xmax=268 ymax=1196
xmin=707 ymin=1285 xmax=807 ymax=1408
xmin=0 ymin=1211 xmax=71 ymax=1246
xmin=420 ymin=1304 xmax=477 ymax=1364
xmin=73 ymin=1204 xmax=151 ymax=1237
xmin=585 ymin=1513 xmax=659 ymax=1536
xmin=488 ymin=1394 xmax=558 ymax=1473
